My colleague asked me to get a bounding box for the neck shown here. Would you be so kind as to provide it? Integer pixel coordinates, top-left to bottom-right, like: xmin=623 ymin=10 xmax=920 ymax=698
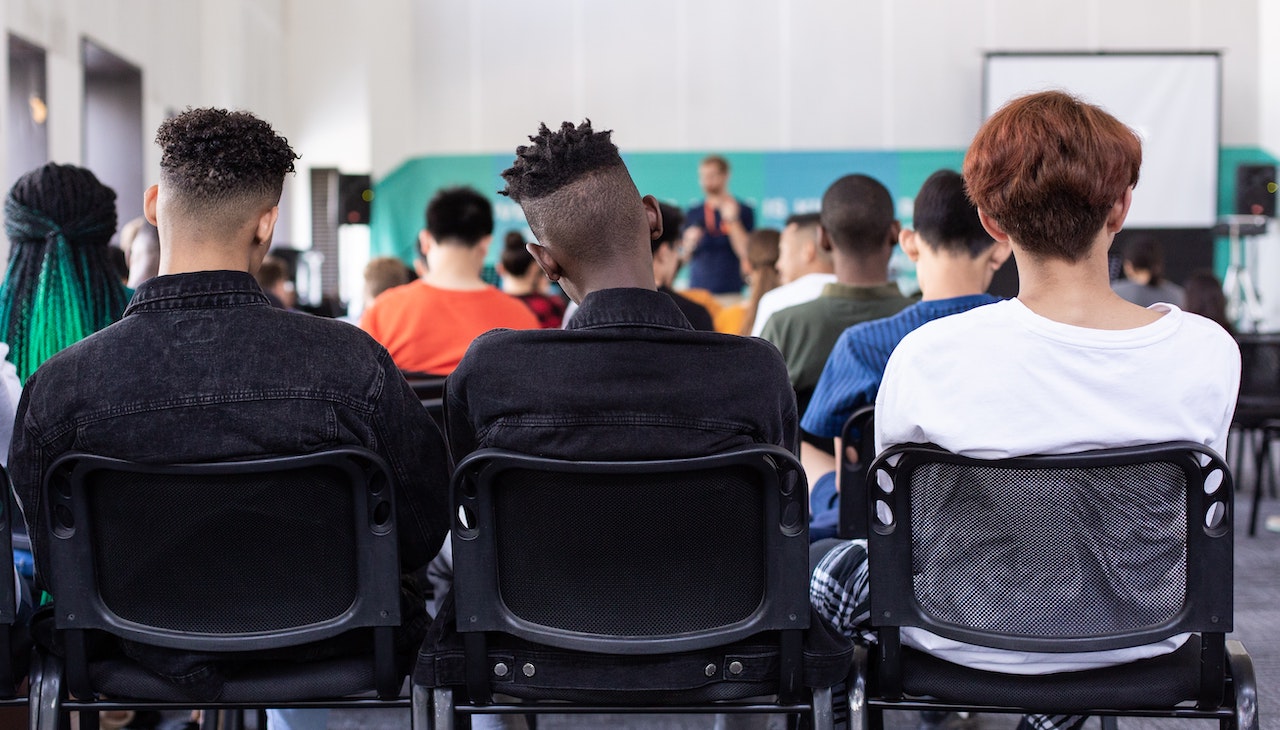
xmin=501 ymin=274 xmax=539 ymax=296
xmin=1015 ymin=235 xmax=1161 ymax=329
xmin=833 ymin=250 xmax=891 ymax=287
xmin=569 ymin=256 xmax=657 ymax=302
xmin=159 ymin=238 xmax=258 ymax=276
xmin=424 ymin=245 xmax=488 ymax=290
xmin=918 ymin=252 xmax=995 ymax=301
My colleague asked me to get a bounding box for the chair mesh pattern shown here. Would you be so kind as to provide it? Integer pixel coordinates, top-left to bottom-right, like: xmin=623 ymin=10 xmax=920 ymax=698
xmin=493 ymin=465 xmax=766 ymax=637
xmin=86 ymin=465 xmax=359 ymax=633
xmin=909 ymin=460 xmax=1187 ymax=638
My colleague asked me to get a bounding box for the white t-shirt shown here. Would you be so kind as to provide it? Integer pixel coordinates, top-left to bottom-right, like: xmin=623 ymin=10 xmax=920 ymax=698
xmin=750 ymin=273 xmax=837 ymax=337
xmin=875 ymin=299 xmax=1240 ymax=674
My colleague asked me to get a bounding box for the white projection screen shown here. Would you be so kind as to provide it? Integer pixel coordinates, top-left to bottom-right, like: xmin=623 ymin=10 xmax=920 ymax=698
xmin=984 ymin=53 xmax=1220 ymax=229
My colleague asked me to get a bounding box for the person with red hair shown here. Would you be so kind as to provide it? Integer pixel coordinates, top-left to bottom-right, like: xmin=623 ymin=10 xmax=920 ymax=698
xmin=809 ymin=91 xmax=1240 ymax=730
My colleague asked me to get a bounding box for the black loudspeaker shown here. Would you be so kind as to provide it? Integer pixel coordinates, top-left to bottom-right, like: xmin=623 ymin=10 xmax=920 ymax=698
xmin=1235 ymin=164 xmax=1276 ymax=218
xmin=338 ymin=173 xmax=373 ymax=225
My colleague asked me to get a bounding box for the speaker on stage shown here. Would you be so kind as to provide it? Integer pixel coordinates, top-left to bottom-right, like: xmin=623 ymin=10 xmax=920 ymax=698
xmin=1235 ymin=163 xmax=1276 ymax=218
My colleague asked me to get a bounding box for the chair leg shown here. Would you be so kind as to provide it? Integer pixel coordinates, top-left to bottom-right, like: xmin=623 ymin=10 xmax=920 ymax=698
xmin=35 ymin=653 xmax=62 ymax=730
xmin=1100 ymin=716 xmax=1118 ymax=729
xmin=1226 ymin=640 xmax=1259 ymax=730
xmin=811 ymin=686 xmax=834 ymax=730
xmin=1250 ymin=430 xmax=1268 ymax=536
xmin=432 ymin=687 xmax=455 ymax=730
xmin=411 ymin=684 xmax=430 ymax=730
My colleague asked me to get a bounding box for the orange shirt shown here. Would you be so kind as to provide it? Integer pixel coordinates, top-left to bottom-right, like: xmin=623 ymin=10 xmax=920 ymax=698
xmin=361 ymin=281 xmax=539 ymax=375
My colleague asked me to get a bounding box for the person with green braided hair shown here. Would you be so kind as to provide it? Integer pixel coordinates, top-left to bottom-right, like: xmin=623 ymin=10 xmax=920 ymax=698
xmin=0 ymin=163 xmax=129 ymax=382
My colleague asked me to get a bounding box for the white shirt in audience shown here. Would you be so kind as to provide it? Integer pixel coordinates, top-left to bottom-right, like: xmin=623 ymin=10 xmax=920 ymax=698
xmin=876 ymin=299 xmax=1240 ymax=674
xmin=750 ymin=272 xmax=837 ymax=337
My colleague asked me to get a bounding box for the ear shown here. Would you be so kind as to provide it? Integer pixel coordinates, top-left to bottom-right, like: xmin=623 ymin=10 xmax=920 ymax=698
xmin=899 ymin=229 xmax=922 ymax=262
xmin=527 ymin=242 xmax=562 ymax=282
xmin=1105 ymin=187 xmax=1134 ymax=234
xmin=476 ymin=234 xmax=493 ymax=259
xmin=987 ymin=238 xmax=1013 ymax=270
xmin=143 ymin=185 xmax=160 ymax=226
xmin=977 ymin=210 xmax=1012 ymax=244
xmin=886 ymin=220 xmax=902 ymax=249
xmin=255 ymin=206 xmax=280 ymax=247
xmin=816 ymin=225 xmax=834 ymax=253
xmin=418 ymin=229 xmax=432 ymax=257
xmin=642 ymin=194 xmax=663 ymax=241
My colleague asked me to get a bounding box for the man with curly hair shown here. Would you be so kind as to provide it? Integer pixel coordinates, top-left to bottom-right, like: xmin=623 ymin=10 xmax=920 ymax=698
xmin=10 ymin=108 xmax=451 ymax=723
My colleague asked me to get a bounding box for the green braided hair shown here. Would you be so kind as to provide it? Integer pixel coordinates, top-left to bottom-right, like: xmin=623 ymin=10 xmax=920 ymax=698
xmin=0 ymin=163 xmax=129 ymax=382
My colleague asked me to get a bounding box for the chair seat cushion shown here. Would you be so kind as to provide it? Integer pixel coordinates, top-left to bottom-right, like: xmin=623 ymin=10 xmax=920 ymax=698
xmin=87 ymin=654 xmax=387 ymax=703
xmin=415 ymin=592 xmax=854 ymax=705
xmin=898 ymin=635 xmax=1204 ymax=712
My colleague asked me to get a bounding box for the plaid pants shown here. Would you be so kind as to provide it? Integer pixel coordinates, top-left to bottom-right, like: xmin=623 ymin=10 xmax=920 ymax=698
xmin=810 ymin=540 xmax=1087 ymax=730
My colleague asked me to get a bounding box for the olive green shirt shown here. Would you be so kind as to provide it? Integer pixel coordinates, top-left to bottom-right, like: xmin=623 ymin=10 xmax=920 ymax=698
xmin=759 ymin=282 xmax=912 ymax=394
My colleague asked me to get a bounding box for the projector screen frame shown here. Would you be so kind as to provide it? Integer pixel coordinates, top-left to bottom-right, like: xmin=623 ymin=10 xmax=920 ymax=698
xmin=982 ymin=50 xmax=1222 ymax=231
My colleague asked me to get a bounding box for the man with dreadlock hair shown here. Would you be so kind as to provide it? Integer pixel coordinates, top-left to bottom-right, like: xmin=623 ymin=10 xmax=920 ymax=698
xmin=10 ymin=109 xmax=451 ymax=728
xmin=0 ymin=163 xmax=130 ymax=383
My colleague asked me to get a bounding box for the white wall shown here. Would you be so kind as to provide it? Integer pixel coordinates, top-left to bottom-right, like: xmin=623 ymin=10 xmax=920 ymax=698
xmin=399 ymin=0 xmax=1261 ymax=155
xmin=0 ymin=0 xmax=1273 ymax=258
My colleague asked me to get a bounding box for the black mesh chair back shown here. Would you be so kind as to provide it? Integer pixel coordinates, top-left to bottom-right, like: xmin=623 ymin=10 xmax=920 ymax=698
xmin=401 ymin=372 xmax=447 ymax=402
xmin=41 ymin=448 xmax=403 ymax=701
xmin=450 ymin=445 xmax=810 ymax=702
xmin=837 ymin=405 xmax=876 ymax=539
xmin=865 ymin=442 xmax=1234 ymax=708
xmin=1236 ymin=334 xmax=1280 ymax=408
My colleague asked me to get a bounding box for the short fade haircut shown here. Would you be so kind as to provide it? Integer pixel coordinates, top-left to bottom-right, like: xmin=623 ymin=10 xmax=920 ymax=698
xmin=156 ymin=108 xmax=298 ymax=232
xmin=785 ymin=212 xmax=821 ymax=230
xmin=820 ymin=174 xmax=896 ymax=257
xmin=653 ymin=202 xmax=684 ymax=252
xmin=500 ymin=120 xmax=644 ymax=264
xmin=700 ymin=155 xmax=729 ymax=174
xmin=964 ymin=90 xmax=1141 ymax=262
xmin=912 ymin=169 xmax=993 ymax=258
xmin=425 ymin=187 xmax=493 ymax=247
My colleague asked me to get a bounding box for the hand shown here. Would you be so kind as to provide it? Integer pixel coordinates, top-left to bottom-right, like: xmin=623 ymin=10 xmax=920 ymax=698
xmin=717 ymin=197 xmax=740 ymax=224
xmin=681 ymin=226 xmax=703 ymax=257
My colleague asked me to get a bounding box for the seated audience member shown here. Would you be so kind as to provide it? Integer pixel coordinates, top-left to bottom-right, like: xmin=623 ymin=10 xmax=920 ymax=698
xmin=449 ymin=118 xmax=796 ymax=499
xmin=1112 ymin=236 xmax=1184 ymax=307
xmin=802 ymin=169 xmax=1010 ymax=506
xmin=497 ymin=230 xmax=568 ymax=328
xmin=362 ymin=255 xmax=415 ymax=310
xmin=760 ymin=175 xmax=911 ymax=475
xmin=361 ymin=187 xmax=539 ymax=374
xmin=652 ymin=203 xmax=716 ymax=331
xmin=9 ymin=109 xmax=451 ymax=730
xmin=811 ymin=91 xmax=1240 ymax=730
xmin=1182 ymin=269 xmax=1233 ymax=335
xmin=715 ymin=228 xmax=781 ymax=335
xmin=0 ymin=164 xmax=131 ymax=383
xmin=751 ymin=213 xmax=834 ymax=336
xmin=254 ymin=254 xmax=295 ymax=309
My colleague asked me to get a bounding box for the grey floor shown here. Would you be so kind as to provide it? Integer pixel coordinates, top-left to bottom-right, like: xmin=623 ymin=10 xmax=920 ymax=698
xmin=328 ymin=489 xmax=1280 ymax=730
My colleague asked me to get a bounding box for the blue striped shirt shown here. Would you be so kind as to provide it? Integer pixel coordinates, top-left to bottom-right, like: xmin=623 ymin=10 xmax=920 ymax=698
xmin=801 ymin=294 xmax=1001 ymax=438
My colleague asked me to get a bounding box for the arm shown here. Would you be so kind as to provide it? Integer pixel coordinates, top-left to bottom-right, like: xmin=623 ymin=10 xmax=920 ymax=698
xmin=370 ymin=350 xmax=452 ymax=572
xmin=718 ymin=198 xmax=751 ymax=274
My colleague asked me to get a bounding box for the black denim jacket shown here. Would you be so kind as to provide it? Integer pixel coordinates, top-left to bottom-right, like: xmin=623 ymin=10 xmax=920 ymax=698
xmin=444 ymin=287 xmax=799 ymax=464
xmin=11 ymin=270 xmax=451 ymax=595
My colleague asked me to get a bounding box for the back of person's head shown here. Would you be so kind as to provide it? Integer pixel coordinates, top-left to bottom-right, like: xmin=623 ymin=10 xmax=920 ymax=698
xmin=254 ymin=255 xmax=288 ymax=290
xmin=0 ymin=163 xmax=129 ymax=382
xmin=500 ymin=230 xmax=536 ymax=277
xmin=500 ymin=120 xmax=646 ymax=266
xmin=426 ymin=187 xmax=493 ymax=247
xmin=964 ymin=90 xmax=1141 ymax=263
xmin=1122 ymin=236 xmax=1166 ymax=285
xmin=746 ymin=228 xmax=781 ymax=274
xmin=363 ymin=256 xmax=413 ymax=302
xmin=820 ymin=174 xmax=896 ymax=259
xmin=156 ymin=108 xmax=298 ymax=238
xmin=912 ymin=169 xmax=994 ymax=257
xmin=1183 ymin=270 xmax=1233 ymax=334
xmin=652 ymin=203 xmax=685 ymax=254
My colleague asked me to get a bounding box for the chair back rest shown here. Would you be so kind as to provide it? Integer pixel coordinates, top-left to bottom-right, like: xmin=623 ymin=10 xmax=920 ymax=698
xmin=837 ymin=405 xmax=876 ymax=539
xmin=43 ymin=448 xmax=401 ymax=651
xmin=401 ymin=373 xmax=447 ymax=402
xmin=1236 ymin=333 xmax=1280 ymax=410
xmin=866 ymin=442 xmax=1233 ymax=653
xmin=451 ymin=445 xmax=809 ymax=654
